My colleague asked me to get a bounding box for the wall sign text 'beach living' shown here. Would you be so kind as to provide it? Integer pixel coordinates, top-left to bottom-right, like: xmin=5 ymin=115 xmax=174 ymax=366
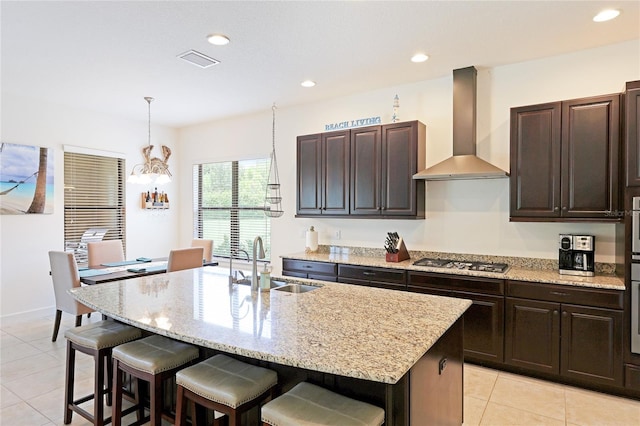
xmin=324 ymin=116 xmax=381 ymax=131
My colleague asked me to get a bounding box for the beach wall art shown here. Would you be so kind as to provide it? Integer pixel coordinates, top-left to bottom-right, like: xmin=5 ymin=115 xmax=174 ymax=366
xmin=0 ymin=142 xmax=54 ymax=215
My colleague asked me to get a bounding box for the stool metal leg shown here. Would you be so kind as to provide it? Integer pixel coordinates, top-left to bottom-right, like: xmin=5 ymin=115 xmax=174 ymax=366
xmin=64 ymin=340 xmax=75 ymax=424
xmin=150 ymin=374 xmax=163 ymax=426
xmin=112 ymin=359 xmax=123 ymax=426
xmin=93 ymin=348 xmax=105 ymax=426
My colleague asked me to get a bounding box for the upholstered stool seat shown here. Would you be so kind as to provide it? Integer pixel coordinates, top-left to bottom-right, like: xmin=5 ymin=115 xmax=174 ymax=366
xmin=176 ymin=354 xmax=277 ymax=426
xmin=261 ymin=382 xmax=385 ymax=426
xmin=63 ymin=320 xmax=142 ymax=426
xmin=112 ymin=334 xmax=199 ymax=426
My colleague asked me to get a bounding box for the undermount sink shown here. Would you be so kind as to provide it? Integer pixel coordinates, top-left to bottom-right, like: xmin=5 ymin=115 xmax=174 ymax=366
xmin=272 ymin=283 xmax=319 ymax=294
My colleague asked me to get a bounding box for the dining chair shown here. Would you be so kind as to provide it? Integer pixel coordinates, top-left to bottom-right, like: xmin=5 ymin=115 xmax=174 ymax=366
xmin=167 ymin=247 xmax=204 ymax=272
xmin=49 ymin=251 xmax=95 ymax=342
xmin=191 ymin=238 xmax=213 ymax=263
xmin=87 ymin=240 xmax=125 ymax=266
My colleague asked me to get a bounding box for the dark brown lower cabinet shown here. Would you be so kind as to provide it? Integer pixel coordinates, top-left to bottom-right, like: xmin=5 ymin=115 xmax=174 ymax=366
xmin=505 ymin=281 xmax=623 ymax=388
xmin=282 ymin=259 xmax=338 ymax=281
xmin=408 ymin=272 xmax=504 ymax=364
xmin=338 ymin=264 xmax=406 ymax=291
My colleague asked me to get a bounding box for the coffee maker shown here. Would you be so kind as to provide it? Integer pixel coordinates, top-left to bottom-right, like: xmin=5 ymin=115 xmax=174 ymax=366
xmin=559 ymin=234 xmax=595 ymax=276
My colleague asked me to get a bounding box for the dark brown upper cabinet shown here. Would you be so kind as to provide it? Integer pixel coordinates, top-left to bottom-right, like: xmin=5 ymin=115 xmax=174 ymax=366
xmin=625 ymin=80 xmax=640 ymax=187
xmin=296 ymin=130 xmax=350 ymax=216
xmin=351 ymin=121 xmax=425 ymax=217
xmin=510 ymin=94 xmax=621 ymax=222
xmin=296 ymin=120 xmax=425 ymax=218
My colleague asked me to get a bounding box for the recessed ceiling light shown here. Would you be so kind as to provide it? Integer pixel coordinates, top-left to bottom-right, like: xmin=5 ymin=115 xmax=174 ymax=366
xmin=411 ymin=53 xmax=429 ymax=63
xmin=593 ymin=9 xmax=620 ymax=22
xmin=207 ymin=34 xmax=230 ymax=45
xmin=301 ymin=80 xmax=316 ymax=88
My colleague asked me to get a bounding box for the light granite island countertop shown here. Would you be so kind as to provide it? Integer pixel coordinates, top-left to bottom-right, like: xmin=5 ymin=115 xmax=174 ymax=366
xmin=71 ymin=265 xmax=471 ymax=426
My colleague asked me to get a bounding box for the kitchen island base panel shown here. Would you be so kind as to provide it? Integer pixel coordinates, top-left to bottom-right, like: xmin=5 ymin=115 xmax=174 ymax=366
xmin=245 ymin=316 xmax=464 ymax=426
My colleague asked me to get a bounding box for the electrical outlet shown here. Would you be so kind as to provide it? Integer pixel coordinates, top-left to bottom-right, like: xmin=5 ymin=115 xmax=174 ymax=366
xmin=334 ymin=230 xmax=341 ymax=239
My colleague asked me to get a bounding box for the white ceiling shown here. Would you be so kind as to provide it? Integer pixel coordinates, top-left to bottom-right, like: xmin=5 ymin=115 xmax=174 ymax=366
xmin=2 ymin=1 xmax=639 ymax=128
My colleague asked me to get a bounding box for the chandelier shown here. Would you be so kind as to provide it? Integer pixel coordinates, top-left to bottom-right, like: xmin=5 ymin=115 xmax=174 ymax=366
xmin=127 ymin=97 xmax=172 ymax=185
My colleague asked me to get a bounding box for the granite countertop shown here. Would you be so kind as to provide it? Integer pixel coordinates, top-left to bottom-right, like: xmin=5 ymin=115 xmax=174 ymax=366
xmin=70 ymin=266 xmax=471 ymax=384
xmin=283 ymin=249 xmax=625 ymax=291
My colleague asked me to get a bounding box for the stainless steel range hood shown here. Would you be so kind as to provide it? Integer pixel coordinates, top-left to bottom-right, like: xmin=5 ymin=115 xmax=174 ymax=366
xmin=413 ymin=66 xmax=509 ymax=180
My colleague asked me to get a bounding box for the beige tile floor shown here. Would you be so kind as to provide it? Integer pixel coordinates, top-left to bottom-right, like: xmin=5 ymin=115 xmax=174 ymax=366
xmin=1 ymin=313 xmax=639 ymax=425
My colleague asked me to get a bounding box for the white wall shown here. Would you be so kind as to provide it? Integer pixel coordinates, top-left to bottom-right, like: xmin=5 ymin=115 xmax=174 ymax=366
xmin=2 ymin=39 xmax=637 ymax=321
xmin=178 ymin=40 xmax=639 ymax=276
xmin=0 ymin=94 xmax=179 ymax=320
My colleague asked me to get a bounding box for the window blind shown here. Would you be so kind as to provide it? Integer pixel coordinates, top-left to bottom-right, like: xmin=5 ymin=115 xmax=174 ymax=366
xmin=193 ymin=158 xmax=271 ymax=261
xmin=64 ymin=151 xmax=126 ymax=266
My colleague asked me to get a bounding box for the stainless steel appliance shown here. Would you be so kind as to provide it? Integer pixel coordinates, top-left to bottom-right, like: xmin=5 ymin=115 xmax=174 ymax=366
xmin=558 ymin=234 xmax=595 ymax=277
xmin=412 ymin=258 xmax=509 ymax=273
xmin=632 ymin=197 xmax=640 ymax=261
xmin=631 ymin=264 xmax=640 ymax=354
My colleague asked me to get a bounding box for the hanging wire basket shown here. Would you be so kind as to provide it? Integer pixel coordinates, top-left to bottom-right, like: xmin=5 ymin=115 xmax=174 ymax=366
xmin=264 ymin=103 xmax=284 ymax=218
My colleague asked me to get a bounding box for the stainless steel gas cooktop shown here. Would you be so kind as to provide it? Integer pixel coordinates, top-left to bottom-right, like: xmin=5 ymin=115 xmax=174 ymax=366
xmin=413 ymin=257 xmax=509 ymax=273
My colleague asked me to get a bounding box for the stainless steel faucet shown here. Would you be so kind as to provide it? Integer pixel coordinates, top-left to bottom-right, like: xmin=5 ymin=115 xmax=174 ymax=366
xmin=251 ymin=236 xmax=266 ymax=291
xmin=229 ymin=249 xmax=250 ymax=285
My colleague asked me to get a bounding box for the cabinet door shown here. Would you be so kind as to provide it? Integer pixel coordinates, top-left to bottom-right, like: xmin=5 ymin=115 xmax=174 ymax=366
xmin=505 ymin=298 xmax=560 ymax=374
xmin=456 ymin=292 xmax=504 ymax=364
xmin=296 ymin=131 xmax=349 ymax=216
xmin=560 ymin=304 xmax=623 ymax=387
xmin=510 ymin=103 xmax=562 ymax=218
xmin=561 ymin=94 xmax=620 ymax=218
xmin=382 ymin=121 xmax=421 ymax=216
xmin=322 ymin=131 xmax=350 ymax=215
xmin=296 ymin=134 xmax=322 ymax=215
xmin=625 ymin=82 xmax=640 ymax=186
xmin=350 ymin=126 xmax=382 ymax=215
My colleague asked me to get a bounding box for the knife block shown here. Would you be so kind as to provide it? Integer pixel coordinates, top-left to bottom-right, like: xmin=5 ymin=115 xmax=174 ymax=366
xmin=385 ymin=240 xmax=410 ymax=263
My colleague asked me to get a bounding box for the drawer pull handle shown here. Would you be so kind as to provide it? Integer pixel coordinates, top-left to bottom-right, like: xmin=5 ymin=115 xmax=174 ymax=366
xmin=550 ymin=291 xmax=569 ymax=297
xmin=303 ymin=265 xmax=312 ymax=269
xmin=363 ymin=271 xmax=376 ymax=277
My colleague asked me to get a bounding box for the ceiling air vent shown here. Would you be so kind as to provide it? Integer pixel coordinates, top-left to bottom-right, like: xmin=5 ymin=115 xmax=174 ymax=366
xmin=177 ymin=50 xmax=220 ymax=68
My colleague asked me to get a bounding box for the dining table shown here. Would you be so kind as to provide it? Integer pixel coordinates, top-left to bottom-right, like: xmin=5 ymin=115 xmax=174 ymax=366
xmin=78 ymin=258 xmax=218 ymax=285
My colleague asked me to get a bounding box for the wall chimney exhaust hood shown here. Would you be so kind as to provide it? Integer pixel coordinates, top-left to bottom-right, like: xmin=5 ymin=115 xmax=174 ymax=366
xmin=413 ymin=66 xmax=509 ymax=180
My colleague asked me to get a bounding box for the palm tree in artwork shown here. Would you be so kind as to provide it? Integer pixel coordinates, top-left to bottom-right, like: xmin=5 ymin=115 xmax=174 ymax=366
xmin=26 ymin=147 xmax=47 ymax=213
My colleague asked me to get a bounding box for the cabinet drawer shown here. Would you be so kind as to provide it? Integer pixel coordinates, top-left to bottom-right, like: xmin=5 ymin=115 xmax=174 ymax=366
xmin=408 ymin=271 xmax=504 ymax=296
xmin=338 ymin=264 xmax=406 ymax=284
xmin=282 ymin=259 xmax=337 ymax=276
xmin=506 ymin=280 xmax=623 ymax=309
xmin=338 ymin=276 xmax=406 ymax=291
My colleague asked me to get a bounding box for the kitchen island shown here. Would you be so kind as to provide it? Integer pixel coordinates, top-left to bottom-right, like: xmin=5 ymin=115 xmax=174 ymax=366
xmin=70 ymin=266 xmax=471 ymax=425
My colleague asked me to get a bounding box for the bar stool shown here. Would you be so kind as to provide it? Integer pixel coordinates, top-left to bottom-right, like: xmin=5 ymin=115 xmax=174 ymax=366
xmin=63 ymin=320 xmax=142 ymax=426
xmin=175 ymin=354 xmax=277 ymax=426
xmin=111 ymin=334 xmax=200 ymax=426
xmin=261 ymin=382 xmax=385 ymax=426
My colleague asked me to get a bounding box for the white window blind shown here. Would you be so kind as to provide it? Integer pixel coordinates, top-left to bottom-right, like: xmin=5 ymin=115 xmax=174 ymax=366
xmin=193 ymin=158 xmax=271 ymax=261
xmin=64 ymin=151 xmax=126 ymax=266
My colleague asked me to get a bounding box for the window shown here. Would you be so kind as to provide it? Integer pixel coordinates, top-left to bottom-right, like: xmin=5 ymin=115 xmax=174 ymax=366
xmin=193 ymin=158 xmax=270 ymax=261
xmin=64 ymin=147 xmax=126 ymax=266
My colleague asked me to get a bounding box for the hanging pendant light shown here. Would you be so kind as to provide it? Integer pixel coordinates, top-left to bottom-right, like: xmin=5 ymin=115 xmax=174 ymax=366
xmin=127 ymin=97 xmax=172 ymax=185
xmin=264 ymin=103 xmax=283 ymax=217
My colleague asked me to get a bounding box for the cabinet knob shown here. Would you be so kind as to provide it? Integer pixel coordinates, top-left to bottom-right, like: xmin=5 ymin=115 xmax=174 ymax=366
xmin=553 ymin=310 xmax=559 ymax=316
xmin=562 ymin=311 xmax=568 ymax=317
xmin=562 ymin=207 xmax=567 ymax=211
xmin=554 ymin=207 xmax=559 ymax=211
